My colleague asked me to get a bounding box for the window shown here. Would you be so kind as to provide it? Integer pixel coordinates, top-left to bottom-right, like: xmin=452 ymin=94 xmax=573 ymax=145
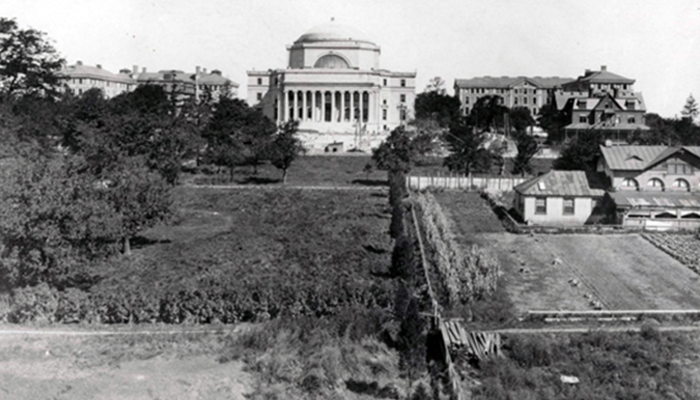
xmin=400 ymin=79 xmax=406 ymax=87
xmin=668 ymin=159 xmax=693 ymax=175
xmin=579 ymin=115 xmax=587 ymax=123
xmin=533 ymin=107 xmax=537 ymax=115
xmin=563 ymin=198 xmax=575 ymax=215
xmin=257 ymin=78 xmax=262 ymax=85
xmin=673 ymin=179 xmax=690 ymax=190
xmin=382 ymin=109 xmax=387 ymax=120
xmin=256 ymin=93 xmax=262 ymax=101
xmin=532 ymin=97 xmax=536 ymax=104
xmin=274 ymin=77 xmax=279 ymax=85
xmin=647 ymin=178 xmax=664 ymax=190
xmin=465 ymin=97 xmax=470 ymax=104
xmin=383 ymin=79 xmax=387 ymax=86
xmin=535 ymin=198 xmax=547 ymax=215
xmin=514 ymin=98 xmax=518 ymax=105
xmin=514 ymin=89 xmax=518 ymax=94
xmin=400 ymin=109 xmax=406 ymax=121
xmin=628 ymin=116 xmax=635 ymax=124
xmin=621 ymin=178 xmax=639 ymax=190
xmin=400 ymin=94 xmax=406 ymax=103
xmin=523 ymin=97 xmax=528 ymax=104
xmin=383 ymin=99 xmax=387 ymax=105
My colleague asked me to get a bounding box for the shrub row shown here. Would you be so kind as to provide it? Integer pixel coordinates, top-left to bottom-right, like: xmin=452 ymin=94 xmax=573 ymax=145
xmin=414 ymin=192 xmax=500 ymax=305
xmin=0 ymin=280 xmax=393 ymax=324
xmin=642 ymin=233 xmax=700 ymax=275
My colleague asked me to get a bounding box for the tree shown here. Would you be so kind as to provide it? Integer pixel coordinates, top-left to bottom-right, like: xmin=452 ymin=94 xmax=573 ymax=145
xmin=267 ymin=120 xmax=304 ymax=184
xmin=443 ymin=121 xmax=494 ymax=174
xmin=511 ymin=130 xmax=539 ymax=176
xmin=629 ymin=113 xmax=678 ymax=145
xmin=508 ymin=106 xmax=535 ymax=133
xmin=414 ymin=91 xmax=461 ymax=128
xmin=0 ymin=18 xmax=65 ymax=99
xmin=372 ymin=126 xmax=418 ymax=174
xmin=424 ymin=76 xmax=446 ymax=94
xmin=468 ymin=95 xmax=508 ymax=133
xmin=681 ymin=94 xmax=699 ymax=123
xmin=553 ymin=130 xmax=605 ymax=171
xmin=0 ymin=155 xmax=122 ymax=288
xmin=536 ymin=102 xmax=568 ymax=143
xmin=399 ymin=296 xmax=425 ymax=385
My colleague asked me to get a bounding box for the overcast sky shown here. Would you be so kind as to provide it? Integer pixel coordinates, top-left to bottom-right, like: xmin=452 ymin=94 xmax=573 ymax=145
xmin=4 ymin=0 xmax=700 ymax=118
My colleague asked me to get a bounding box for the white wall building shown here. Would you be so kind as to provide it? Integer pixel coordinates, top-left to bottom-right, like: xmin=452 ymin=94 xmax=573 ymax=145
xmin=247 ymin=21 xmax=416 ymax=153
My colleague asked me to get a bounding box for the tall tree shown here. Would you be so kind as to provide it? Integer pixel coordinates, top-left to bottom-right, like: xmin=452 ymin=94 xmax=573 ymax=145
xmin=468 ymin=95 xmax=508 ymax=133
xmin=553 ymin=130 xmax=605 ymax=171
xmin=681 ymin=94 xmax=699 ymax=123
xmin=267 ymin=120 xmax=304 ymax=184
xmin=536 ymin=102 xmax=568 ymax=143
xmin=0 ymin=18 xmax=65 ymax=99
xmin=511 ymin=130 xmax=539 ymax=176
xmin=443 ymin=121 xmax=494 ymax=174
xmin=509 ymin=106 xmax=535 ymax=133
xmin=414 ymin=91 xmax=461 ymax=128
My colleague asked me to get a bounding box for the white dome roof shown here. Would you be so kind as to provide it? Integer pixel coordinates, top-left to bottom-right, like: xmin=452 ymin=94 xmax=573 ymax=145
xmin=296 ymin=22 xmax=374 ymax=45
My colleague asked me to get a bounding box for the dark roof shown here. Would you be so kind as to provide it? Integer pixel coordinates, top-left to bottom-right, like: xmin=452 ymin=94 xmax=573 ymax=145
xmin=600 ymin=146 xmax=700 ymax=171
xmin=609 ymin=191 xmax=700 ymax=208
xmin=136 ymin=70 xmax=236 ymax=87
xmin=454 ymin=76 xmax=573 ymax=89
xmin=514 ymin=170 xmax=606 ymax=197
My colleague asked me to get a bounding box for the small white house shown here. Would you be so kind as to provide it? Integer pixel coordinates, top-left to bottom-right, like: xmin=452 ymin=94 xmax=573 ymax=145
xmin=513 ymin=170 xmax=606 ymax=225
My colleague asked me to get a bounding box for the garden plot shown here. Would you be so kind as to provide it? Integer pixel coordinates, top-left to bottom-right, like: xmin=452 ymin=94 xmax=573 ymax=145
xmin=482 ymin=233 xmax=700 ymax=313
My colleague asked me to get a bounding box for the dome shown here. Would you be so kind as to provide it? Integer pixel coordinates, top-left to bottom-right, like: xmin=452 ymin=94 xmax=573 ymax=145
xmin=296 ymin=22 xmax=374 ymax=45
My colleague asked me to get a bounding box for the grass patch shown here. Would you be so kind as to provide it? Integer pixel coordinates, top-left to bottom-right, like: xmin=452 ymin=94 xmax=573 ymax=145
xmin=473 ymin=330 xmax=699 ymax=400
xmin=432 ymin=191 xmax=506 ymax=245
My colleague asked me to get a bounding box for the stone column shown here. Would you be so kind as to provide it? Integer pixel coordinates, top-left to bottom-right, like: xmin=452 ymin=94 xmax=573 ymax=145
xmin=359 ymin=91 xmax=364 ymax=124
xmin=341 ymin=91 xmax=346 ymax=122
xmin=293 ymin=91 xmax=299 ymax=120
xmin=302 ymin=90 xmax=308 ymax=121
xmin=284 ymin=90 xmax=289 ymax=122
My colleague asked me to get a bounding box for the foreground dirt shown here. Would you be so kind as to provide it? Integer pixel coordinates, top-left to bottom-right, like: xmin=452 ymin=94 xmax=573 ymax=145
xmin=0 ymin=329 xmax=252 ymax=400
xmin=483 ymin=233 xmax=700 ymax=313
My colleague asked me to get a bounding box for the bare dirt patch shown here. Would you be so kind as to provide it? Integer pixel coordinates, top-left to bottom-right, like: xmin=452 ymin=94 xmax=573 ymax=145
xmin=484 ymin=233 xmax=700 ymax=313
xmin=0 ymin=331 xmax=251 ymax=399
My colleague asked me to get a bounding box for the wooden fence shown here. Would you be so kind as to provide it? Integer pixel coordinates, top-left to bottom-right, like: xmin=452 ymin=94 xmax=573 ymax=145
xmin=408 ymin=174 xmax=527 ymax=191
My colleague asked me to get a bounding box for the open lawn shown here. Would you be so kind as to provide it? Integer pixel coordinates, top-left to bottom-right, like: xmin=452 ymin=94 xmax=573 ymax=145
xmin=75 ymin=186 xmax=395 ymax=323
xmin=485 ymin=233 xmax=700 ymax=313
xmin=186 ymin=155 xmax=553 ymax=187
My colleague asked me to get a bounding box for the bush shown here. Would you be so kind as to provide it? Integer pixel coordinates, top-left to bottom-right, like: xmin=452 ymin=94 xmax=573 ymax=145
xmin=8 ymin=283 xmax=58 ymax=323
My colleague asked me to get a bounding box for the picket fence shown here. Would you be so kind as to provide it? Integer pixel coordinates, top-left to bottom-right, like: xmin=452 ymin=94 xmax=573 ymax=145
xmin=408 ymin=174 xmax=527 ymax=191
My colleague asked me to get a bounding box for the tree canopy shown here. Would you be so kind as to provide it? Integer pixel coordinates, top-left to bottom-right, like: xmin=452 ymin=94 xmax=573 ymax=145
xmin=0 ymin=18 xmax=65 ymax=99
xmin=553 ymin=130 xmax=606 ymax=171
xmin=443 ymin=121 xmax=494 ymax=174
xmin=267 ymin=120 xmax=304 ymax=183
xmin=414 ymin=91 xmax=461 ymax=128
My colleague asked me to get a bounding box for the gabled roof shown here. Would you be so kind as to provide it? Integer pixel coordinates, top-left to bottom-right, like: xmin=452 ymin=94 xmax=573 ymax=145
xmin=514 ymin=170 xmax=606 ymax=197
xmin=599 ymin=146 xmax=700 ymax=171
xmin=454 ymin=76 xmax=573 ymax=89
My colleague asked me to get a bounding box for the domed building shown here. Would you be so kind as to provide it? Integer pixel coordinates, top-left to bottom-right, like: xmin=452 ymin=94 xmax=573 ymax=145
xmin=247 ymin=21 xmax=416 ymax=152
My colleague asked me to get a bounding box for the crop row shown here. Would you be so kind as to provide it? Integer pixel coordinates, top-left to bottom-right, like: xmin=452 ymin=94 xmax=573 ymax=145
xmin=642 ymin=233 xmax=700 ymax=275
xmin=413 ymin=192 xmax=500 ymax=306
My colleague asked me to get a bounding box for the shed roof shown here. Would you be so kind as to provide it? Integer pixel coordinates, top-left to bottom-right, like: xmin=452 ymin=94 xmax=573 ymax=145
xmin=609 ymin=191 xmax=700 ymax=209
xmin=514 ymin=170 xmax=606 ymax=197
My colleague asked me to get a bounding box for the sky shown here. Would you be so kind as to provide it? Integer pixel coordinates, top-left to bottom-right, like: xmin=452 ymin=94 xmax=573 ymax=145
xmin=4 ymin=0 xmax=700 ymax=118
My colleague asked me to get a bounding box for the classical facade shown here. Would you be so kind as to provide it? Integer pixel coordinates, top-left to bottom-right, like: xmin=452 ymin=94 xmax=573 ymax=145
xmin=453 ymin=76 xmax=573 ymax=116
xmin=59 ymin=61 xmax=136 ymax=98
xmin=247 ymin=21 xmax=416 ymax=152
xmin=556 ymin=66 xmax=648 ymax=142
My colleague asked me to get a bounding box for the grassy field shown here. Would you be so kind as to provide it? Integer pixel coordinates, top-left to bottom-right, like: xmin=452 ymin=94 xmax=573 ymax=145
xmin=186 ymin=155 xmax=553 ymax=187
xmin=471 ymin=329 xmax=700 ymax=399
xmin=56 ymin=186 xmax=396 ymax=323
xmin=484 ymin=233 xmax=700 ymax=313
xmin=432 ymin=192 xmax=506 ymax=245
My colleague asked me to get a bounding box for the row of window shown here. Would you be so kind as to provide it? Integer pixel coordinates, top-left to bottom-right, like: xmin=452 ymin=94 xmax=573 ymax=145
xmin=621 ymin=177 xmax=691 ymax=190
xmin=258 ymin=77 xmax=408 ymax=88
xmin=577 ymin=115 xmax=637 ymax=124
xmin=534 ymin=198 xmax=575 ymax=215
xmin=71 ymin=78 xmax=130 ymax=88
xmin=466 ymin=88 xmax=540 ymax=95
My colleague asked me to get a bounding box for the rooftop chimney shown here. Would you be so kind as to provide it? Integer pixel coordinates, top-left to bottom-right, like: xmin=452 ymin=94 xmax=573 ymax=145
xmin=77 ymin=60 xmax=83 ymax=66
xmin=584 ymin=69 xmax=591 ymax=75
xmin=203 ymin=68 xmax=207 ymax=74
xmin=196 ymin=66 xmax=200 ymax=75
xmin=142 ymin=67 xmax=147 ymax=73
xmin=132 ymin=65 xmax=138 ymax=74
xmin=211 ymin=69 xmax=222 ymax=76
xmin=601 ymin=65 xmax=607 ymax=71
xmin=96 ymin=64 xmax=102 ymax=69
